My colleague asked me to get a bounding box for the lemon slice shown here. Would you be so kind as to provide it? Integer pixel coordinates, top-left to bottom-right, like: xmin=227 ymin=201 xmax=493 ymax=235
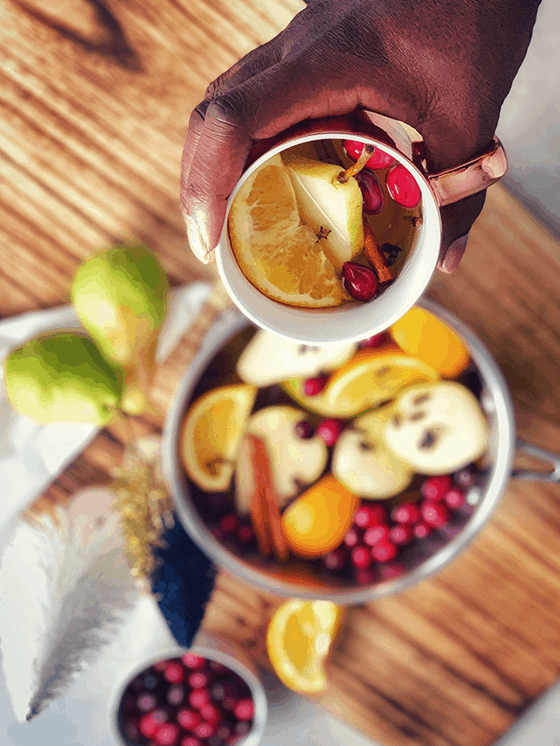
xmin=228 ymin=155 xmax=347 ymax=308
xmin=266 ymin=600 xmax=345 ymax=694
xmin=283 ymin=344 xmax=440 ymax=418
xmin=180 ymin=384 xmax=257 ymax=492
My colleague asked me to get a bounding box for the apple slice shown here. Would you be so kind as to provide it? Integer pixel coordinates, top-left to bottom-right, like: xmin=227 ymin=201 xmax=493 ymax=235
xmin=245 ymin=406 xmax=328 ymax=508
xmin=332 ymin=408 xmax=414 ymax=499
xmin=282 ymin=152 xmax=364 ymax=270
xmin=236 ymin=329 xmax=357 ymax=387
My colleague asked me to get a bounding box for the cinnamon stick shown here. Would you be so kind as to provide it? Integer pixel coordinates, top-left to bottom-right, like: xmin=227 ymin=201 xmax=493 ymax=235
xmin=363 ymin=221 xmax=394 ymax=285
xmin=248 ymin=434 xmax=289 ymax=562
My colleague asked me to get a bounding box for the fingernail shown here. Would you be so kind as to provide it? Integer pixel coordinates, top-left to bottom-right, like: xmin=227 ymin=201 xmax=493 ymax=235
xmin=441 ymin=234 xmax=468 ymax=273
xmin=185 ymin=215 xmax=208 ymax=262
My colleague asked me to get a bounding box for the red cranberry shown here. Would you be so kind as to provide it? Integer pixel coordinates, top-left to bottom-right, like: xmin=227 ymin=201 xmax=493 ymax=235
xmin=164 ymin=662 xmax=184 ymax=684
xmin=189 ymin=688 xmax=211 ymax=709
xmin=199 ymin=703 xmax=222 ymax=723
xmin=359 ymin=332 xmax=388 ymax=348
xmin=140 ymin=710 xmax=168 ymax=738
xmin=351 ymin=545 xmax=372 ymax=568
xmin=180 ymin=738 xmax=203 ymax=746
xmin=295 ymin=420 xmax=314 ymax=439
xmin=211 ymin=527 xmax=225 ymax=541
xmin=371 ymin=540 xmax=398 ymax=563
xmin=123 ymin=719 xmax=140 ymax=741
xmin=413 ymin=522 xmax=433 ymax=539
xmin=217 ymin=724 xmax=233 ymax=740
xmin=422 ymin=502 xmax=450 ymax=527
xmin=354 ymin=503 xmax=387 ymax=528
xmin=235 ymin=721 xmax=252 ymax=736
xmin=386 ymin=165 xmax=421 ymax=208
xmin=303 ymin=376 xmax=328 ymax=396
xmin=363 ymin=524 xmax=390 ymax=545
xmin=236 ymin=524 xmax=255 ymax=544
xmin=219 ymin=513 xmax=240 ymax=534
xmin=222 ymin=695 xmax=237 ymax=711
xmin=234 ymin=698 xmax=255 ymax=721
xmin=194 ymin=721 xmax=216 ymax=739
xmin=454 ymin=466 xmax=477 ymax=489
xmin=389 ymin=524 xmax=413 ymax=545
xmin=343 ymin=139 xmax=395 ymax=169
xmin=182 ymin=653 xmax=206 ymax=669
xmin=155 ymin=723 xmax=180 ymax=746
xmin=344 ymin=527 xmax=362 ymax=548
xmin=380 ymin=562 xmax=405 ymax=580
xmin=188 ymin=671 xmax=211 ymax=689
xmin=421 ymin=475 xmax=452 ymax=502
xmin=153 ymin=660 xmax=169 ymax=672
xmin=444 ymin=487 xmax=465 ymax=510
xmin=355 ymin=170 xmax=385 ymax=214
xmin=342 ymin=262 xmax=379 ymax=302
xmin=354 ymin=567 xmax=377 ymax=585
xmin=391 ymin=502 xmax=420 ymax=524
xmin=177 ymin=708 xmax=202 ymax=730
xmin=167 ymin=685 xmax=185 ymax=706
xmin=323 ymin=547 xmax=347 ymax=571
xmin=316 ymin=418 xmax=345 ymax=447
xmin=137 ymin=692 xmax=157 ymax=712
xmin=210 ymin=682 xmax=235 ymax=702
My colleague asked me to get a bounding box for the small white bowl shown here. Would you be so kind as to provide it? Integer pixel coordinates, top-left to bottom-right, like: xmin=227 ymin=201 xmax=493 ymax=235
xmin=216 ymin=130 xmax=441 ymax=346
xmin=108 ymin=630 xmax=268 ymax=746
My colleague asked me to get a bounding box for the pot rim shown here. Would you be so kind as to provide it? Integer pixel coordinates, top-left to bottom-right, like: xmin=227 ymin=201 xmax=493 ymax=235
xmin=162 ymin=299 xmax=516 ymax=603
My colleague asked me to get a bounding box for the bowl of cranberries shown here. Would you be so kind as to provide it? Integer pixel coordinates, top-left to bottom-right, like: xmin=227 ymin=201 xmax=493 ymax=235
xmin=111 ymin=632 xmax=267 ymax=746
xmin=162 ymin=297 xmax=557 ymax=603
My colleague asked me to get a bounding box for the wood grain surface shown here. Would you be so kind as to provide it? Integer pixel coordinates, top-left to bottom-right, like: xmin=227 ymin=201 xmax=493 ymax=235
xmin=3 ymin=2 xmax=560 ymax=746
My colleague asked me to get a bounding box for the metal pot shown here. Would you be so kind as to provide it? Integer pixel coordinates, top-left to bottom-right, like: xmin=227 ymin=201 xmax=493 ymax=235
xmin=162 ymin=299 xmax=559 ymax=604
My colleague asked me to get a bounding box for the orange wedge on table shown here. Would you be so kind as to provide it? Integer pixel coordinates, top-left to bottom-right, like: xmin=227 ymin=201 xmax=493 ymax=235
xmin=283 ymin=343 xmax=440 ymax=418
xmin=267 ymin=599 xmax=345 ymax=694
xmin=180 ymin=384 xmax=257 ymax=492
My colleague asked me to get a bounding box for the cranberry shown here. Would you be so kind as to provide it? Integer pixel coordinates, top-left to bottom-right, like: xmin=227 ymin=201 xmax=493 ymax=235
xmin=210 ymin=682 xmax=235 ymax=702
xmin=188 ymin=671 xmax=211 ymax=689
xmin=354 ymin=567 xmax=377 ymax=585
xmin=359 ymin=332 xmax=388 ymax=348
xmin=236 ymin=524 xmax=255 ymax=544
xmin=189 ymin=688 xmax=211 ymax=709
xmin=234 ymin=698 xmax=255 ymax=721
xmin=137 ymin=692 xmax=157 ymax=712
xmin=351 ymin=545 xmax=372 ymax=568
xmin=295 ymin=420 xmax=314 ymax=439
xmin=354 ymin=503 xmax=387 ymax=528
xmin=323 ymin=547 xmax=347 ymax=571
xmin=386 ymin=165 xmax=421 ymax=208
xmin=303 ymin=376 xmax=328 ymax=396
xmin=123 ymin=719 xmax=140 ymax=741
xmin=421 ymin=475 xmax=452 ymax=501
xmin=344 ymin=526 xmax=362 ymax=548
xmin=390 ymin=524 xmax=414 ymax=545
xmin=235 ymin=721 xmax=252 ymax=736
xmin=211 ymin=527 xmax=225 ymax=541
xmin=454 ymin=466 xmax=477 ymax=489
xmin=155 ymin=723 xmax=180 ymax=746
xmin=444 ymin=487 xmax=465 ymax=510
xmin=316 ymin=418 xmax=345 ymax=447
xmin=167 ymin=685 xmax=185 ymax=706
xmin=343 ymin=139 xmax=395 ymax=169
xmin=380 ymin=562 xmax=405 ymax=580
xmin=371 ymin=540 xmax=398 ymax=563
xmin=342 ymin=262 xmax=379 ymax=302
xmin=222 ymin=695 xmax=237 ymax=711
xmin=164 ymin=662 xmax=184 ymax=684
xmin=413 ymin=522 xmax=433 ymax=539
xmin=177 ymin=708 xmax=202 ymax=730
xmin=363 ymin=524 xmax=390 ymax=545
xmin=180 ymin=738 xmax=203 ymax=746
xmin=182 ymin=653 xmax=206 ymax=669
xmin=355 ymin=170 xmax=385 ymax=214
xmin=391 ymin=502 xmax=420 ymax=524
xmin=422 ymin=502 xmax=450 ymax=527
xmin=219 ymin=513 xmax=240 ymax=534
xmin=194 ymin=721 xmax=216 ymax=739
xmin=217 ymin=724 xmax=233 ymax=740
xmin=199 ymin=703 xmax=222 ymax=723
xmin=140 ymin=710 xmax=168 ymax=738
xmin=153 ymin=660 xmax=169 ymax=672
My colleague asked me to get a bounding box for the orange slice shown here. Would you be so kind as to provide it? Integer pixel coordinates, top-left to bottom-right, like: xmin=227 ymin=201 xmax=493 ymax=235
xmin=284 ymin=344 xmax=440 ymax=417
xmin=266 ymin=599 xmax=345 ymax=694
xmin=228 ymin=155 xmax=348 ymax=308
xmin=180 ymin=384 xmax=257 ymax=492
xmin=390 ymin=307 xmax=470 ymax=377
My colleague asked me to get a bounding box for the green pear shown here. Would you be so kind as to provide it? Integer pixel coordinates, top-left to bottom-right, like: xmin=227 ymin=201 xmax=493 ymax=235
xmin=4 ymin=332 xmax=122 ymax=425
xmin=282 ymin=152 xmax=364 ymax=270
xmin=71 ymin=242 xmax=169 ymax=414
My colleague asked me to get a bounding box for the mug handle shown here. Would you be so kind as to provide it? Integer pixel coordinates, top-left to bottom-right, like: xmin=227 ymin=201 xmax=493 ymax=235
xmin=426 ymin=137 xmax=508 ymax=206
xmin=512 ymin=438 xmax=560 ymax=483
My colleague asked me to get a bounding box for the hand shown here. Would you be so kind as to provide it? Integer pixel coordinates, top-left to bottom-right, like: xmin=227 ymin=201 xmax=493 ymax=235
xmin=181 ymin=0 xmax=541 ymax=270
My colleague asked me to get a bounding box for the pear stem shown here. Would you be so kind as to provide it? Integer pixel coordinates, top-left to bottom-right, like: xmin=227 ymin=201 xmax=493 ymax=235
xmin=337 ymin=144 xmax=374 ymax=184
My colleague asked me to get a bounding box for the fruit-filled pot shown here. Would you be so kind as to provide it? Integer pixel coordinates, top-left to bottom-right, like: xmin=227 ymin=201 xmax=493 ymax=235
xmin=162 ymin=299 xmax=560 ymax=604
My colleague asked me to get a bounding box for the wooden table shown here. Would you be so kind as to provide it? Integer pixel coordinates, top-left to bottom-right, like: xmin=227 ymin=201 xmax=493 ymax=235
xmin=3 ymin=3 xmax=560 ymax=746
